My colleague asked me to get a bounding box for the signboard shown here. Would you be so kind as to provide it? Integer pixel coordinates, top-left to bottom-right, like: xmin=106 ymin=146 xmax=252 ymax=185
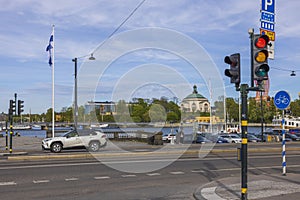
xmin=261 ymin=21 xmax=275 ymax=31
xmin=274 ymin=90 xmax=291 ymax=110
xmin=260 ymin=0 xmax=275 ymax=59
xmin=260 ymin=29 xmax=275 ymax=41
xmin=261 ymin=0 xmax=275 ymax=13
xmin=267 ymin=41 xmax=275 ymax=59
xmin=260 ymin=29 xmax=275 ymax=59
xmin=261 ymin=11 xmax=275 ymax=23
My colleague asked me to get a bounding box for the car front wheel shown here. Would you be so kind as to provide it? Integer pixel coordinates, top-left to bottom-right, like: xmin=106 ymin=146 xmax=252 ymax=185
xmin=50 ymin=142 xmax=62 ymax=153
xmin=89 ymin=141 xmax=100 ymax=152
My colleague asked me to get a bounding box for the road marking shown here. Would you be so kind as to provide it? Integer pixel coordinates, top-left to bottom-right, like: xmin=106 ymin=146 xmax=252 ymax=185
xmin=0 ymin=181 xmax=17 ymax=186
xmin=65 ymin=178 xmax=79 ymax=181
xmin=33 ymin=180 xmax=50 ymax=184
xmin=191 ymin=170 xmax=205 ymax=173
xmin=201 ymin=186 xmax=225 ymax=200
xmin=121 ymin=174 xmax=137 ymax=178
xmin=94 ymin=176 xmax=110 ymax=180
xmin=170 ymin=171 xmax=185 ymax=175
xmin=147 ymin=173 xmax=161 ymax=176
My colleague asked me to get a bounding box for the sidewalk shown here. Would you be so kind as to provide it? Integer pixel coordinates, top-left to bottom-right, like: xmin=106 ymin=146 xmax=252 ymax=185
xmin=194 ymin=173 xmax=300 ymax=200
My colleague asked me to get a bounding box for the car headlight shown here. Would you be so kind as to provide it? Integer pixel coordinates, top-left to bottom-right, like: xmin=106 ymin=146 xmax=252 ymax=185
xmin=43 ymin=138 xmax=52 ymax=143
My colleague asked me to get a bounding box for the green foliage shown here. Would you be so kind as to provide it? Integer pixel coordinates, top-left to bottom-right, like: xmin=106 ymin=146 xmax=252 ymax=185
xmin=290 ymin=99 xmax=300 ymax=117
xmin=35 ymin=96 xmax=298 ymax=124
xmin=226 ymin=98 xmax=239 ymax=122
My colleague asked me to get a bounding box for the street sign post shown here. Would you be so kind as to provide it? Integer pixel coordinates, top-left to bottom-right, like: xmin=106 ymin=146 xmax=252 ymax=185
xmin=260 ymin=0 xmax=275 ymax=59
xmin=274 ymin=90 xmax=291 ymax=176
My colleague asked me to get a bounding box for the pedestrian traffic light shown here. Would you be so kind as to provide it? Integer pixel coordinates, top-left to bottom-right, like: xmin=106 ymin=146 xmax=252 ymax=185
xmin=9 ymin=100 xmax=16 ymax=116
xmin=17 ymin=100 xmax=24 ymax=116
xmin=252 ymin=34 xmax=269 ymax=84
xmin=224 ymin=53 xmax=240 ymax=87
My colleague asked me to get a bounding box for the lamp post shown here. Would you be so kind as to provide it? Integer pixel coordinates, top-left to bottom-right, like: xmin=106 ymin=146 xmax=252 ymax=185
xmin=72 ymin=54 xmax=95 ymax=129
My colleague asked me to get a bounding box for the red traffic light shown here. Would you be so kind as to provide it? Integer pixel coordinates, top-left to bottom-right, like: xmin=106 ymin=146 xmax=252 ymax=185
xmin=255 ymin=35 xmax=269 ymax=49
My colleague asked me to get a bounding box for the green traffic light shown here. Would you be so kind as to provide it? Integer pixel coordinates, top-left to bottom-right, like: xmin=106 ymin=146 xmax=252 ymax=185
xmin=255 ymin=64 xmax=269 ymax=77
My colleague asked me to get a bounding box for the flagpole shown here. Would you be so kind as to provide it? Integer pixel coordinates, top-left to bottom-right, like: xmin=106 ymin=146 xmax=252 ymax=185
xmin=52 ymin=25 xmax=55 ymax=138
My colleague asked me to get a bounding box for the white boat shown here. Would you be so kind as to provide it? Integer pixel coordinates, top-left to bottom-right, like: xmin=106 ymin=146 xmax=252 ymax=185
xmin=31 ymin=125 xmax=42 ymax=130
xmin=12 ymin=124 xmax=31 ymax=130
xmin=272 ymin=116 xmax=300 ymax=130
xmin=90 ymin=124 xmax=109 ymax=129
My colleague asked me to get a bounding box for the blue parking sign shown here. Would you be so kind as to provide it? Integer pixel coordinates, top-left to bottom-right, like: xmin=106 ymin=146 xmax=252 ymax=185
xmin=261 ymin=0 xmax=275 ymax=13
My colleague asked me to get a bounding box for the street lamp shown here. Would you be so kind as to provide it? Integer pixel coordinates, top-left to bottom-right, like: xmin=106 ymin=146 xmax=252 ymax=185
xmin=72 ymin=54 xmax=96 ymax=129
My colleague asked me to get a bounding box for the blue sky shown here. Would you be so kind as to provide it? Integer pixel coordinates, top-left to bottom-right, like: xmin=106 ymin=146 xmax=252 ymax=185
xmin=0 ymin=0 xmax=299 ymax=114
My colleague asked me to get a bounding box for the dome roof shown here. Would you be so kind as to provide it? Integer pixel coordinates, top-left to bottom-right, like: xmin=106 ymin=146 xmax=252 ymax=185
xmin=184 ymin=85 xmax=207 ymax=99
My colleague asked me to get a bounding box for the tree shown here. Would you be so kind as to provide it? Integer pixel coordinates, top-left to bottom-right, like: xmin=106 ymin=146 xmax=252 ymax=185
xmin=115 ymin=100 xmax=131 ymax=122
xmin=226 ymin=98 xmax=239 ymax=122
xmin=290 ymin=99 xmax=300 ymax=117
xmin=45 ymin=108 xmax=53 ymax=122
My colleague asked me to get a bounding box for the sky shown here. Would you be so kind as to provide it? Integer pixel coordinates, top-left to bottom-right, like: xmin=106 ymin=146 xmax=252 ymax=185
xmin=0 ymin=0 xmax=299 ymax=114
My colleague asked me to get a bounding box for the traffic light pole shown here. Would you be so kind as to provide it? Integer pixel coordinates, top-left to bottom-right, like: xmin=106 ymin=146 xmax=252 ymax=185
xmin=5 ymin=121 xmax=8 ymax=150
xmin=240 ymin=84 xmax=249 ymax=200
xmin=249 ymin=30 xmax=254 ymax=87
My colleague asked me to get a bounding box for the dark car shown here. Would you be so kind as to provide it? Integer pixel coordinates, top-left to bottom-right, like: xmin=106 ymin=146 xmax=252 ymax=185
xmin=247 ymin=134 xmax=262 ymax=142
xmin=193 ymin=135 xmax=212 ymax=144
xmin=216 ymin=136 xmax=229 ymax=143
xmin=285 ymin=133 xmax=300 ymax=141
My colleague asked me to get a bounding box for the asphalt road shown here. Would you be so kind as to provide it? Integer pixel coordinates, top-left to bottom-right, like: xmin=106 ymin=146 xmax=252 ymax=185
xmin=1 ymin=149 xmax=300 ymax=200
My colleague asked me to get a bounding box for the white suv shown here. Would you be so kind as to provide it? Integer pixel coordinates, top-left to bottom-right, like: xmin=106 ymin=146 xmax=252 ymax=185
xmin=42 ymin=129 xmax=107 ymax=153
xmin=219 ymin=134 xmax=242 ymax=143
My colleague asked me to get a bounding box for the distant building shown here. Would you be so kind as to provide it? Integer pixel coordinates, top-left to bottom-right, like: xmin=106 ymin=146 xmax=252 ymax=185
xmin=180 ymin=85 xmax=210 ymax=113
xmin=84 ymin=101 xmax=116 ymax=115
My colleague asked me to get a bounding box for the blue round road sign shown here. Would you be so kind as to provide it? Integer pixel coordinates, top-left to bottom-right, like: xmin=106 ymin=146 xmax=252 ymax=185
xmin=274 ymin=90 xmax=291 ymax=110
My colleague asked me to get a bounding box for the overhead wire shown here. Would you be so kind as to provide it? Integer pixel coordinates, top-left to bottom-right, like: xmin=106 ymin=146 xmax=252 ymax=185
xmin=92 ymin=0 xmax=146 ymax=54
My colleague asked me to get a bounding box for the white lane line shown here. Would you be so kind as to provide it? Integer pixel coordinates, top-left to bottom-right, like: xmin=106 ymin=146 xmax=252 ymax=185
xmin=170 ymin=171 xmax=185 ymax=175
xmin=191 ymin=170 xmax=205 ymax=173
xmin=94 ymin=176 xmax=110 ymax=180
xmin=121 ymin=174 xmax=137 ymax=178
xmin=147 ymin=173 xmax=161 ymax=176
xmin=33 ymin=180 xmax=50 ymax=184
xmin=0 ymin=181 xmax=17 ymax=186
xmin=65 ymin=178 xmax=79 ymax=181
xmin=201 ymin=186 xmax=225 ymax=200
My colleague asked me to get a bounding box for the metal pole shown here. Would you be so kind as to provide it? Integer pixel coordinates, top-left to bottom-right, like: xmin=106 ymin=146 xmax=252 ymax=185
xmin=5 ymin=121 xmax=8 ymax=150
xmin=72 ymin=58 xmax=78 ymax=130
xmin=14 ymin=93 xmax=17 ymax=116
xmin=260 ymin=91 xmax=264 ymax=141
xmin=282 ymin=110 xmax=286 ymax=175
xmin=249 ymin=29 xmax=254 ymax=88
xmin=9 ymin=118 xmax=13 ymax=153
xmin=240 ymin=84 xmax=248 ymax=200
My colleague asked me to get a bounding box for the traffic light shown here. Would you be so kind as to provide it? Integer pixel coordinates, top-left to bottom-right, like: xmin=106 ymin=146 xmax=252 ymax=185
xmin=252 ymin=34 xmax=270 ymax=84
xmin=17 ymin=100 xmax=24 ymax=116
xmin=224 ymin=53 xmax=240 ymax=87
xmin=9 ymin=100 xmax=16 ymax=116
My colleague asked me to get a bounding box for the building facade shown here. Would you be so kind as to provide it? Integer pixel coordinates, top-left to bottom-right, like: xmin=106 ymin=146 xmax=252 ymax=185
xmin=181 ymin=85 xmax=210 ymax=113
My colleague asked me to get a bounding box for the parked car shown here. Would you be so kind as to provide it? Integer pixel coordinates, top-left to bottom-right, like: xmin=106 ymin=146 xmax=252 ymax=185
xmin=193 ymin=134 xmax=212 ymax=144
xmin=247 ymin=134 xmax=262 ymax=142
xmin=162 ymin=133 xmax=176 ymax=143
xmin=42 ymin=129 xmax=107 ymax=153
xmin=216 ymin=136 xmax=229 ymax=143
xmin=219 ymin=134 xmax=242 ymax=143
xmin=285 ymin=133 xmax=300 ymax=141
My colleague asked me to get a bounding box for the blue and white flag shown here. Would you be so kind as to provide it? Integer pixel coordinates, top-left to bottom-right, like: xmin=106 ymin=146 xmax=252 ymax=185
xmin=46 ymin=30 xmax=54 ymax=66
